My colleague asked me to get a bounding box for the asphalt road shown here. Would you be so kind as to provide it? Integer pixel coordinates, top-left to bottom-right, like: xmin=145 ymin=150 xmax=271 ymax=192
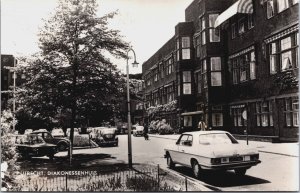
xmin=20 ymin=134 xmax=299 ymax=191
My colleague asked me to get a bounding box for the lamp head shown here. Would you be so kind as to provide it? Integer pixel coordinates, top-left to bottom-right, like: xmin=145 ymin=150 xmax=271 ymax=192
xmin=132 ymin=60 xmax=139 ymax=68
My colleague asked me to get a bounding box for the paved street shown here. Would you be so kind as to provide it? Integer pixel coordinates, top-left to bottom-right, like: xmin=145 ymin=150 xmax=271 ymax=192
xmin=47 ymin=134 xmax=299 ymax=191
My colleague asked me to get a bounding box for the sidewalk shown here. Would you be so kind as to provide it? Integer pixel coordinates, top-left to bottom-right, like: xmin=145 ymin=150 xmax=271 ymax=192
xmin=149 ymin=134 xmax=299 ymax=157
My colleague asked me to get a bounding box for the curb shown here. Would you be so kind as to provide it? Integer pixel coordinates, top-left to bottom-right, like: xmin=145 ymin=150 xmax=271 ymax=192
xmin=258 ymin=150 xmax=298 ymax=158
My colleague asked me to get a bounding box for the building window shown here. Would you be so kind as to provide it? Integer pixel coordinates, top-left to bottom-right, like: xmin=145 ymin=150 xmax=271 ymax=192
xmin=232 ymin=23 xmax=236 ymax=39
xmin=250 ymin=52 xmax=256 ymax=80
xmin=238 ymin=18 xmax=245 ymax=34
xmin=255 ymin=101 xmax=273 ymax=127
xmin=230 ymin=48 xmax=256 ymax=84
xmin=277 ymin=0 xmax=289 ymax=13
xmin=231 ymin=107 xmax=246 ymax=127
xmin=210 ymin=57 xmax=222 ymax=86
xmin=194 ymin=34 xmax=201 ymax=58
xmin=248 ymin=14 xmax=254 ymax=29
xmin=177 ymin=74 xmax=181 ymax=96
xmin=285 ymin=98 xmax=299 ymax=127
xmin=268 ymin=33 xmax=298 ymax=73
xmin=176 ymin=39 xmax=180 ymax=61
xmin=183 ymin=71 xmax=192 ymax=95
xmin=166 ymin=57 xmax=174 ymax=75
xmin=196 ymin=71 xmax=202 ymax=93
xmin=184 ymin=116 xmax=192 ymax=127
xmin=269 ymin=42 xmax=278 ymax=74
xmin=202 ymin=60 xmax=207 ymax=88
xmin=154 ymin=68 xmax=158 ymax=82
xmin=201 ymin=31 xmax=206 ymax=45
xmin=160 ymin=62 xmax=164 ymax=79
xmin=212 ymin=113 xmax=223 ymax=127
xmin=166 ymin=85 xmax=174 ymax=103
xmin=292 ymin=0 xmax=299 ymax=5
xmin=209 ymin=14 xmax=220 ymax=42
xmin=182 ymin=37 xmax=191 ymax=60
xmin=267 ymin=0 xmax=275 ymax=18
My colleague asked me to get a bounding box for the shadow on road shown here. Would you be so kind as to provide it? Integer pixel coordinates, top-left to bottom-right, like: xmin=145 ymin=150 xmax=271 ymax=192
xmin=172 ymin=166 xmax=270 ymax=188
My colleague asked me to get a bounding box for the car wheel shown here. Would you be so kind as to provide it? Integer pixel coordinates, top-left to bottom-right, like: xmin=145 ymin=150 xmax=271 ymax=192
xmin=166 ymin=154 xmax=175 ymax=169
xmin=234 ymin=168 xmax=247 ymax=176
xmin=192 ymin=160 xmax=201 ymax=178
xmin=57 ymin=143 xmax=68 ymax=151
xmin=48 ymin=154 xmax=54 ymax=161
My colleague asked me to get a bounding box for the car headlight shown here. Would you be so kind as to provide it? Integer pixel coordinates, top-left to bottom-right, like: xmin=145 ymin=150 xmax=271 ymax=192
xmin=221 ymin=157 xmax=229 ymax=163
xmin=250 ymin=154 xmax=259 ymax=161
xmin=211 ymin=158 xmax=221 ymax=165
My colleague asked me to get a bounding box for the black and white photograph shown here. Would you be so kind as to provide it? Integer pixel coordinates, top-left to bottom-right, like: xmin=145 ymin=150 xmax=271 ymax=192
xmin=1 ymin=0 xmax=299 ymax=191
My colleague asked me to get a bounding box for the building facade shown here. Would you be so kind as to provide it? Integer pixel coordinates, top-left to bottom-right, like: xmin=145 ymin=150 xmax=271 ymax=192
xmin=142 ymin=0 xmax=299 ymax=141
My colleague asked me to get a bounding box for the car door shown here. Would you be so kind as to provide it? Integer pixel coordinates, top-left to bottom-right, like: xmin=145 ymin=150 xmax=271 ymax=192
xmin=177 ymin=134 xmax=193 ymax=166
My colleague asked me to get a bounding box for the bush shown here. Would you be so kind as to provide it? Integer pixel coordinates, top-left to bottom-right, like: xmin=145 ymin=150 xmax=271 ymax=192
xmin=1 ymin=110 xmax=21 ymax=191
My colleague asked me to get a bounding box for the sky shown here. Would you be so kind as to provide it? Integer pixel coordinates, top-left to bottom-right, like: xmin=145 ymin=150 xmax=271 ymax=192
xmin=1 ymin=0 xmax=194 ymax=74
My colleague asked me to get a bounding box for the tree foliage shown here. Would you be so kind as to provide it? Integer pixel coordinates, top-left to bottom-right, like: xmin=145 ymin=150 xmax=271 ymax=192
xmin=17 ymin=0 xmax=130 ymax=144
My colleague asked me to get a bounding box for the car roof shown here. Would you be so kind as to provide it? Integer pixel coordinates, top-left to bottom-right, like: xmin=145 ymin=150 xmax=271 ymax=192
xmin=182 ymin=130 xmax=229 ymax=135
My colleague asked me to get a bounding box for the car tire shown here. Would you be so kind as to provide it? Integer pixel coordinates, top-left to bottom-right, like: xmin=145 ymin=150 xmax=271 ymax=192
xmin=48 ymin=154 xmax=54 ymax=161
xmin=166 ymin=154 xmax=175 ymax=169
xmin=192 ymin=160 xmax=201 ymax=178
xmin=57 ymin=143 xmax=68 ymax=151
xmin=234 ymin=168 xmax=247 ymax=176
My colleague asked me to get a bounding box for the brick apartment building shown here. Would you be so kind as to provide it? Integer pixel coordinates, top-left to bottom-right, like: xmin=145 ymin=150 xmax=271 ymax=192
xmin=142 ymin=0 xmax=299 ymax=141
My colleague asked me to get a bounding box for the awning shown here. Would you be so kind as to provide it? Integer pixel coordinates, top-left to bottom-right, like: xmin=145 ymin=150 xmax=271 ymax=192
xmin=181 ymin=111 xmax=203 ymax=116
xmin=214 ymin=0 xmax=253 ymax=28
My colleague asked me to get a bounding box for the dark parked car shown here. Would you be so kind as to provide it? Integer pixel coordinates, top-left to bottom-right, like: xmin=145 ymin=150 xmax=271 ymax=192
xmin=31 ymin=130 xmax=70 ymax=151
xmin=95 ymin=128 xmax=118 ymax=146
xmin=14 ymin=134 xmax=57 ymax=160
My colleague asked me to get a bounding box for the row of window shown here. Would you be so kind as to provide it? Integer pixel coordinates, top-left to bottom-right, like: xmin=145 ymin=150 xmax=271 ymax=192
xmin=269 ymin=32 xmax=298 ymax=74
xmin=230 ymin=98 xmax=298 ymax=128
xmin=231 ymin=14 xmax=254 ymax=39
xmin=266 ymin=0 xmax=298 ymax=19
xmin=146 ymin=83 xmax=176 ymax=106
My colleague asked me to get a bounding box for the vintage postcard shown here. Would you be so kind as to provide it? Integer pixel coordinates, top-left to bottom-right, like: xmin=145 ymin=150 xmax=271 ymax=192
xmin=1 ymin=0 xmax=299 ymax=191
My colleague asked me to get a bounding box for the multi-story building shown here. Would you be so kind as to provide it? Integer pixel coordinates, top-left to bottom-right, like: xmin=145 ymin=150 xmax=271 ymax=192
xmin=1 ymin=55 xmax=16 ymax=109
xmin=142 ymin=0 xmax=298 ymax=141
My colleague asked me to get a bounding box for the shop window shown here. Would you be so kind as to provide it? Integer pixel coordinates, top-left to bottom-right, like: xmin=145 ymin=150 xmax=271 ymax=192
xmin=210 ymin=57 xmax=222 ymax=86
xmin=267 ymin=0 xmax=275 ymax=18
xmin=231 ymin=107 xmax=246 ymax=127
xmin=255 ymin=101 xmax=273 ymax=127
xmin=277 ymin=0 xmax=289 ymax=13
xmin=285 ymin=98 xmax=299 ymax=127
xmin=212 ymin=113 xmax=223 ymax=126
xmin=183 ymin=71 xmax=192 ymax=95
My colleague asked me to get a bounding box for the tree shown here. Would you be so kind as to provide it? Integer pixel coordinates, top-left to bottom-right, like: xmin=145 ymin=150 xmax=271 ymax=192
xmin=17 ymin=0 xmax=129 ymax=154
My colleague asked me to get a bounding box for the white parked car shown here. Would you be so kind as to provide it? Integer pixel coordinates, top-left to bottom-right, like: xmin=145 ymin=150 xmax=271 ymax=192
xmin=133 ymin=126 xmax=144 ymax=137
xmin=164 ymin=131 xmax=261 ymax=177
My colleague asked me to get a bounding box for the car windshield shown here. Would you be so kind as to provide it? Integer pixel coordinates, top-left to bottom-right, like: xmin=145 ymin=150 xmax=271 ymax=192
xmin=199 ymin=133 xmax=238 ymax=145
xmin=102 ymin=129 xmax=115 ymax=134
xmin=16 ymin=135 xmax=45 ymax=145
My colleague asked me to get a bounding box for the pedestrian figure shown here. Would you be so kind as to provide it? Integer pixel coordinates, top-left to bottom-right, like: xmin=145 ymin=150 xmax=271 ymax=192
xmin=198 ymin=119 xmax=207 ymax=131
xmin=143 ymin=123 xmax=149 ymax=140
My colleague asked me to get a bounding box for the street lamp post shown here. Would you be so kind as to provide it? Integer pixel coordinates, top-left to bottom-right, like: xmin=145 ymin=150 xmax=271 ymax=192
xmin=126 ymin=48 xmax=139 ymax=168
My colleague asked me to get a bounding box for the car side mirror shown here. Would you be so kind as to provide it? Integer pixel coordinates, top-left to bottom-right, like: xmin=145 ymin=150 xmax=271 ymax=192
xmin=176 ymin=141 xmax=180 ymax=145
